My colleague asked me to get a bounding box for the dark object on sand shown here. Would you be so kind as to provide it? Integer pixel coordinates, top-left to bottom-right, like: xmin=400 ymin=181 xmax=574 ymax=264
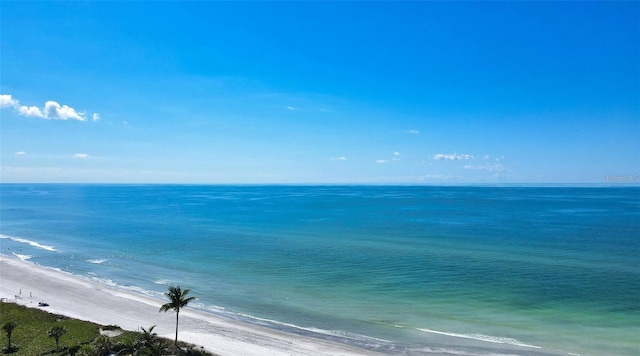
xmin=38 ymin=302 xmax=49 ymax=307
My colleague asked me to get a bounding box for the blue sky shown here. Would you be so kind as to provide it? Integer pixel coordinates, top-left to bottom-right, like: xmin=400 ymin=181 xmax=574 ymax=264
xmin=1 ymin=1 xmax=638 ymax=184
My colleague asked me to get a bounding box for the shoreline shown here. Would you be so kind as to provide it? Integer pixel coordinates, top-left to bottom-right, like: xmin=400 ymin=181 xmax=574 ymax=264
xmin=0 ymin=255 xmax=383 ymax=356
xmin=0 ymin=254 xmax=567 ymax=356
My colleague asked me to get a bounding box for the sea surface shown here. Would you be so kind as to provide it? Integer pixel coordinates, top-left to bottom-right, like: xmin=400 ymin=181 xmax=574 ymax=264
xmin=1 ymin=184 xmax=638 ymax=355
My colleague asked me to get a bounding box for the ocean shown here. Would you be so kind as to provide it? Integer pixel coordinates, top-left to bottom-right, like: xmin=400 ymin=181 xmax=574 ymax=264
xmin=1 ymin=184 xmax=638 ymax=355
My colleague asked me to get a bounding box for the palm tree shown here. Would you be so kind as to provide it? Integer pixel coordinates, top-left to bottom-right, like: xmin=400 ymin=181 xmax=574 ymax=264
xmin=2 ymin=321 xmax=17 ymax=350
xmin=47 ymin=325 xmax=67 ymax=352
xmin=137 ymin=325 xmax=158 ymax=350
xmin=115 ymin=336 xmax=137 ymax=356
xmin=93 ymin=335 xmax=113 ymax=356
xmin=136 ymin=325 xmax=169 ymax=356
xmin=159 ymin=286 xmax=195 ymax=346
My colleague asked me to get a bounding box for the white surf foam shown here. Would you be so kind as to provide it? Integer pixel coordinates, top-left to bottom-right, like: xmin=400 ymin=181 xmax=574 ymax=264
xmin=86 ymin=259 xmax=107 ymax=264
xmin=0 ymin=234 xmax=58 ymax=252
xmin=85 ymin=275 xmax=164 ymax=300
xmin=235 ymin=312 xmax=392 ymax=344
xmin=154 ymin=279 xmax=172 ymax=286
xmin=12 ymin=253 xmax=32 ymax=261
xmin=417 ymin=328 xmax=541 ymax=349
xmin=304 ymin=326 xmax=393 ymax=344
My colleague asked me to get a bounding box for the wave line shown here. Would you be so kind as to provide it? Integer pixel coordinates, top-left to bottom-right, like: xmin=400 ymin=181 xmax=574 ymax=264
xmin=417 ymin=328 xmax=541 ymax=349
xmin=0 ymin=234 xmax=57 ymax=252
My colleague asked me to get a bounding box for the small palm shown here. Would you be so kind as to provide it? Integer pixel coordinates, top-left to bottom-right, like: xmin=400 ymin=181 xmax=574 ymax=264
xmin=2 ymin=321 xmax=17 ymax=350
xmin=47 ymin=325 xmax=67 ymax=351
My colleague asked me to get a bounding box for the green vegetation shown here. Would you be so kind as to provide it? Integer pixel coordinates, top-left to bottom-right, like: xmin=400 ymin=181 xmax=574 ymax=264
xmin=2 ymin=321 xmax=17 ymax=352
xmin=159 ymin=286 xmax=196 ymax=346
xmin=0 ymin=302 xmax=99 ymax=355
xmin=47 ymin=325 xmax=67 ymax=351
xmin=136 ymin=325 xmax=170 ymax=356
xmin=0 ymin=302 xmax=215 ymax=355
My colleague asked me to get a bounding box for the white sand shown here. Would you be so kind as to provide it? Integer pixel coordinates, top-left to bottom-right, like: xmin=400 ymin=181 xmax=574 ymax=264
xmin=0 ymin=255 xmax=381 ymax=356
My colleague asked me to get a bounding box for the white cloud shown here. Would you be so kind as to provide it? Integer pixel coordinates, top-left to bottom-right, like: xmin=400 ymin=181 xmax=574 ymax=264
xmin=330 ymin=157 xmax=347 ymax=161
xmin=0 ymin=94 xmax=19 ymax=108
xmin=0 ymin=94 xmax=96 ymax=121
xmin=44 ymin=101 xmax=85 ymax=120
xmin=376 ymin=160 xmax=389 ymax=164
xmin=74 ymin=153 xmax=91 ymax=159
xmin=406 ymin=130 xmax=420 ymax=134
xmin=433 ymin=153 xmax=474 ymax=160
xmin=393 ymin=152 xmax=401 ymax=156
xmin=286 ymin=106 xmax=297 ymax=111
xmin=433 ymin=153 xmax=452 ymax=160
xmin=15 ymin=151 xmax=26 ymax=155
xmin=18 ymin=105 xmax=44 ymax=117
xmin=92 ymin=113 xmax=100 ymax=121
xmin=483 ymin=155 xmax=490 ymax=160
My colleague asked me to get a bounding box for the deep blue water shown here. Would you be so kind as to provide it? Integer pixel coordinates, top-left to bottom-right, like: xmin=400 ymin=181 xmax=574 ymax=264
xmin=1 ymin=185 xmax=639 ymax=355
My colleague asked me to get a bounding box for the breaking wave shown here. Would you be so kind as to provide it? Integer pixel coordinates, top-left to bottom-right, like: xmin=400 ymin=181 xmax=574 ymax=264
xmin=87 ymin=259 xmax=107 ymax=264
xmin=0 ymin=234 xmax=57 ymax=252
xmin=417 ymin=328 xmax=541 ymax=349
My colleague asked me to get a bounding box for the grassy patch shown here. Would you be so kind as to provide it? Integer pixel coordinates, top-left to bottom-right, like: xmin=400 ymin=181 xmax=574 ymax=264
xmin=0 ymin=302 xmax=99 ymax=355
xmin=0 ymin=302 xmax=215 ymax=355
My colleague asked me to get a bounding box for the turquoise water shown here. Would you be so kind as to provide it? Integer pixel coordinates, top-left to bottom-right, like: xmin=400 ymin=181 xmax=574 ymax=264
xmin=1 ymin=185 xmax=638 ymax=355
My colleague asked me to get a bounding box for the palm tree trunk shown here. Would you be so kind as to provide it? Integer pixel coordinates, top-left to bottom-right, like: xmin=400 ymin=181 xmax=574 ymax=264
xmin=175 ymin=310 xmax=179 ymax=346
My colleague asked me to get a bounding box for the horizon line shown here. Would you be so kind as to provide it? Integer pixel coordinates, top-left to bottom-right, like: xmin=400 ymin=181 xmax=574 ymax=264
xmin=1 ymin=182 xmax=638 ymax=188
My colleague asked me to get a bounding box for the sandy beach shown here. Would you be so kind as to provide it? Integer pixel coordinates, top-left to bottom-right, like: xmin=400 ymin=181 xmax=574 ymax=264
xmin=0 ymin=255 xmax=382 ymax=356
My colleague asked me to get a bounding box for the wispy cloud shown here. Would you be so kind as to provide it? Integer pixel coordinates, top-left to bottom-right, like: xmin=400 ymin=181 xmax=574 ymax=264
xmin=463 ymin=164 xmax=506 ymax=172
xmin=330 ymin=156 xmax=347 ymax=161
xmin=286 ymin=106 xmax=297 ymax=111
xmin=406 ymin=129 xmax=420 ymax=134
xmin=420 ymin=174 xmax=463 ymax=181
xmin=376 ymin=152 xmax=401 ymax=164
xmin=74 ymin=153 xmax=91 ymax=159
xmin=433 ymin=153 xmax=474 ymax=161
xmin=15 ymin=151 xmax=26 ymax=155
xmin=0 ymin=94 xmax=97 ymax=121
